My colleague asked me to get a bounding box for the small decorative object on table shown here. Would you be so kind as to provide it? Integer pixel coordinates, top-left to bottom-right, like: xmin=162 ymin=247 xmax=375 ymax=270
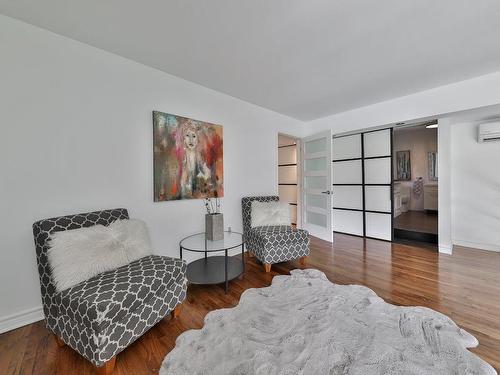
xmin=204 ymin=197 xmax=223 ymax=241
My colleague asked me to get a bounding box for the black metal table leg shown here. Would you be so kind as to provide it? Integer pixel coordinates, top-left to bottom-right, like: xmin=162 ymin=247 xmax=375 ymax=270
xmin=205 ymin=236 xmax=208 ymax=259
xmin=225 ymin=249 xmax=228 ymax=293
xmin=180 ymin=246 xmax=183 ymax=260
xmin=241 ymin=243 xmax=245 ymax=275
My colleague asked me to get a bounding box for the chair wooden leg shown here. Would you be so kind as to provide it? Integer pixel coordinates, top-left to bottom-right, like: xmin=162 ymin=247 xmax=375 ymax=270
xmin=171 ymin=304 xmax=182 ymax=319
xmin=247 ymin=250 xmax=255 ymax=258
xmin=95 ymin=357 xmax=116 ymax=375
xmin=263 ymin=263 xmax=271 ymax=273
xmin=299 ymin=256 xmax=307 ymax=266
xmin=54 ymin=334 xmax=65 ymax=348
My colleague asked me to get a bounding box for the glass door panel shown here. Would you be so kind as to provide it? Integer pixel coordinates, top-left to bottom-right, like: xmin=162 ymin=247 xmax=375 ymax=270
xmin=363 ymin=129 xmax=393 ymax=241
xmin=363 ymin=129 xmax=391 ymax=157
xmin=332 ymin=160 xmax=363 ymax=184
xmin=306 ymin=193 xmax=327 ymax=209
xmin=332 ymin=134 xmax=362 ymax=160
xmin=305 ymin=176 xmax=326 ymax=189
xmin=364 ymin=158 xmax=391 ymax=184
xmin=365 ymin=212 xmax=392 ymax=240
xmin=365 ymin=186 xmax=391 ymax=212
xmin=333 ymin=210 xmax=363 ymax=236
xmin=332 ymin=186 xmax=363 ymax=210
xmin=305 ymin=157 xmax=327 ymax=171
xmin=305 ymin=137 xmax=326 ymax=154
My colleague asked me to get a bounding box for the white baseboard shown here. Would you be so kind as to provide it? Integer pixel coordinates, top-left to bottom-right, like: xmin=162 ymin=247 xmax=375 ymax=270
xmin=0 ymin=306 xmax=44 ymax=334
xmin=438 ymin=243 xmax=453 ymax=254
xmin=453 ymin=239 xmax=500 ymax=253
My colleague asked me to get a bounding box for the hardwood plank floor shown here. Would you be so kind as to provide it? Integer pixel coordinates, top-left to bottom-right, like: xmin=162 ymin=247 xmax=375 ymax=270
xmin=1 ymin=234 xmax=499 ymax=374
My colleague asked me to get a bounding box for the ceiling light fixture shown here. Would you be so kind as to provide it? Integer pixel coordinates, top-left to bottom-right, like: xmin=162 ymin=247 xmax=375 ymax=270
xmin=426 ymin=123 xmax=438 ymax=129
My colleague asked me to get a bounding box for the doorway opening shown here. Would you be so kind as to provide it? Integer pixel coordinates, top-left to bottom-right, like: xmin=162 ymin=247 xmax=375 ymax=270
xmin=393 ymin=121 xmax=438 ymax=244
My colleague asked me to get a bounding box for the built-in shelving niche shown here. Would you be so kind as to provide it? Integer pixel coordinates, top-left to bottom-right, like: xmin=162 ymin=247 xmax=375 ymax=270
xmin=278 ymin=134 xmax=300 ymax=226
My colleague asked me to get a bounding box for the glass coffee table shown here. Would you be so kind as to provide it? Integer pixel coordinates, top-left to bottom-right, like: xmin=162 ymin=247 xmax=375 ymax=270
xmin=179 ymin=231 xmax=245 ymax=293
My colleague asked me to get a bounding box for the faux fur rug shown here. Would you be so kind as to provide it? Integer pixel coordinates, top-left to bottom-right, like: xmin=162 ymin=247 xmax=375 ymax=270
xmin=161 ymin=269 xmax=496 ymax=375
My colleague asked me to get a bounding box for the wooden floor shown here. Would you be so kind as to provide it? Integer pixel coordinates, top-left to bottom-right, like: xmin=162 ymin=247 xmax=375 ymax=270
xmin=1 ymin=234 xmax=499 ymax=374
xmin=394 ymin=210 xmax=438 ymax=234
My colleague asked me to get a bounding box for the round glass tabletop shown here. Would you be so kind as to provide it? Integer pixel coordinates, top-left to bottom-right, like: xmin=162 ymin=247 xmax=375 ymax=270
xmin=180 ymin=231 xmax=244 ymax=253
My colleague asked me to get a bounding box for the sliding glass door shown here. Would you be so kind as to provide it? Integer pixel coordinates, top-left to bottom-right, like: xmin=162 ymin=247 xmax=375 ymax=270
xmin=332 ymin=129 xmax=393 ymax=241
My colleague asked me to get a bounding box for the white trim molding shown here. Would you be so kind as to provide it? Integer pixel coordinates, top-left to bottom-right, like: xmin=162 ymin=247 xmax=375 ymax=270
xmin=0 ymin=306 xmax=44 ymax=334
xmin=437 ymin=119 xmax=453 ymax=255
xmin=453 ymin=239 xmax=500 ymax=253
xmin=438 ymin=244 xmax=453 ymax=255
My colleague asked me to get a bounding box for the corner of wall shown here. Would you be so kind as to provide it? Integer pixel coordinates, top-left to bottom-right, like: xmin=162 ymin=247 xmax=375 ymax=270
xmin=0 ymin=306 xmax=44 ymax=334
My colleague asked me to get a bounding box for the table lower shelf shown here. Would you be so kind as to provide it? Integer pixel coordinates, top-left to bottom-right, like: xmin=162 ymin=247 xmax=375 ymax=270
xmin=186 ymin=256 xmax=244 ymax=285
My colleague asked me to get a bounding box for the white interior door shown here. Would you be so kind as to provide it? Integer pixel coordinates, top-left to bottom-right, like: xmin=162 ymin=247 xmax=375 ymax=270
xmin=301 ymin=131 xmax=332 ymax=242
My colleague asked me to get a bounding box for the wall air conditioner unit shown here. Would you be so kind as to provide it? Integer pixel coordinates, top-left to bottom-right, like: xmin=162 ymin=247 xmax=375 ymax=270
xmin=478 ymin=121 xmax=500 ymax=143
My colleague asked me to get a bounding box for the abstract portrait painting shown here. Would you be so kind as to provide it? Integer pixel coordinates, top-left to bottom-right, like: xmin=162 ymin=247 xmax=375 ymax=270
xmin=153 ymin=111 xmax=223 ymax=201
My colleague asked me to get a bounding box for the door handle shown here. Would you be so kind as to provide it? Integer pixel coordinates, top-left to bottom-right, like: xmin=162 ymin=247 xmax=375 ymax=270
xmin=321 ymin=191 xmax=332 ymax=195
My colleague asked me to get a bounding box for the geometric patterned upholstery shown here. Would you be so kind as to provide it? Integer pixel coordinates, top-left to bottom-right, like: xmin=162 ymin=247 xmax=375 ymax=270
xmin=56 ymin=255 xmax=185 ymax=332
xmin=241 ymin=196 xmax=310 ymax=265
xmin=32 ymin=209 xmax=187 ymax=367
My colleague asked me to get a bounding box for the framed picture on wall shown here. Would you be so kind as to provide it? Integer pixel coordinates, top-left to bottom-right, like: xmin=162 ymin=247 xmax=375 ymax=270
xmin=396 ymin=150 xmax=411 ymax=180
xmin=428 ymin=152 xmax=438 ymax=181
xmin=153 ymin=111 xmax=223 ymax=201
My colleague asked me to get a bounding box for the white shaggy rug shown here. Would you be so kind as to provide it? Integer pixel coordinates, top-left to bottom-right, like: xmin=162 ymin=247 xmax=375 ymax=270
xmin=161 ymin=269 xmax=496 ymax=375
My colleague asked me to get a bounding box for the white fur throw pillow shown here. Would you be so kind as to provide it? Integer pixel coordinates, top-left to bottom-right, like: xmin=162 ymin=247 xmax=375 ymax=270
xmin=48 ymin=219 xmax=152 ymax=292
xmin=250 ymin=201 xmax=291 ymax=228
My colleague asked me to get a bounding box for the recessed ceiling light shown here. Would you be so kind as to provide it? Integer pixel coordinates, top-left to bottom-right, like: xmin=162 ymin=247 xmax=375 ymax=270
xmin=426 ymin=123 xmax=438 ymax=129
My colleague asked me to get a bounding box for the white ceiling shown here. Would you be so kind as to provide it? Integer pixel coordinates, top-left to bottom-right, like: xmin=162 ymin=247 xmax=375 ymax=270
xmin=2 ymin=1 xmax=500 ymax=121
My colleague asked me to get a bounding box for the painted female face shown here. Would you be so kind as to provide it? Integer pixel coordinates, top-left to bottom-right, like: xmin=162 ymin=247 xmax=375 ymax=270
xmin=184 ymin=129 xmax=198 ymax=150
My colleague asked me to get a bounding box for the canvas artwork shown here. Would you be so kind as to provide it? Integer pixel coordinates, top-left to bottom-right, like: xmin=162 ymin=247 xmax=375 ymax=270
xmin=153 ymin=111 xmax=223 ymax=201
xmin=396 ymin=150 xmax=411 ymax=180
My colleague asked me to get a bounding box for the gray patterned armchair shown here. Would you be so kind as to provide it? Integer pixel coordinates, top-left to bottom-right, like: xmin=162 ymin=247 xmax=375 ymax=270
xmin=242 ymin=196 xmax=310 ymax=272
xmin=32 ymin=208 xmax=187 ymax=374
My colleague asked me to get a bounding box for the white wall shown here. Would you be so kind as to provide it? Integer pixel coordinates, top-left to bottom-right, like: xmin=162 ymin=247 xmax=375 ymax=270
xmin=0 ymin=15 xmax=305 ymax=331
xmin=393 ymin=126 xmax=437 ymax=211
xmin=451 ymin=121 xmax=500 ymax=252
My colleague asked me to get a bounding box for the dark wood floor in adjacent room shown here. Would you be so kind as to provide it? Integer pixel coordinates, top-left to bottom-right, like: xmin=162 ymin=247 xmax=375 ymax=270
xmin=394 ymin=210 xmax=438 ymax=234
xmin=1 ymin=234 xmax=499 ymax=374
